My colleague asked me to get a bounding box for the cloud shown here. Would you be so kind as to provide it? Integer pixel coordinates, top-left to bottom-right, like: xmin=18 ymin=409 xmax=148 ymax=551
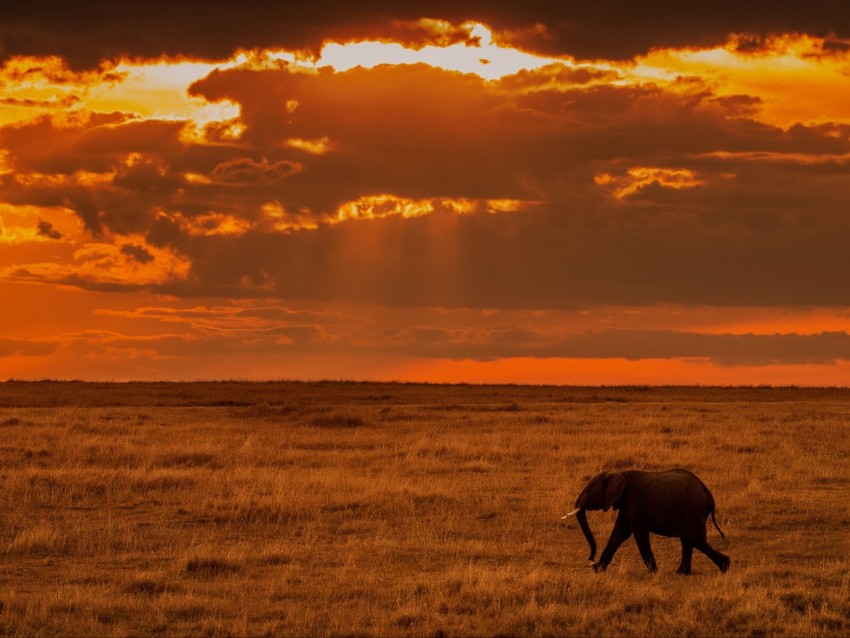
xmin=94 ymin=302 xmax=353 ymax=333
xmin=44 ymin=324 xmax=333 ymax=362
xmin=36 ymin=219 xmax=62 ymax=239
xmin=383 ymin=326 xmax=850 ymax=367
xmin=0 ymin=115 xmax=181 ymax=175
xmin=0 ymin=338 xmax=57 ymax=357
xmin=208 ymin=158 xmax=302 ymax=185
xmin=422 ymin=329 xmax=850 ymax=366
xmin=1 ymin=237 xmax=190 ymax=289
xmin=68 ymin=299 xmax=850 ymax=368
xmin=12 ymin=314 xmax=850 ymax=368
xmin=119 ymin=243 xmax=154 ymax=264
xmin=3 ymin=3 xmax=850 ymax=66
xmin=3 ymin=47 xmax=850 ymax=310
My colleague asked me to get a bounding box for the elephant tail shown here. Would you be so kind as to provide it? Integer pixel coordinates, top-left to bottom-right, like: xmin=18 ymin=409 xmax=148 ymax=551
xmin=711 ymin=509 xmax=726 ymax=539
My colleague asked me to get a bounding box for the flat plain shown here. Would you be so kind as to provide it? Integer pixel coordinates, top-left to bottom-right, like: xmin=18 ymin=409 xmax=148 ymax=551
xmin=0 ymin=381 xmax=848 ymax=637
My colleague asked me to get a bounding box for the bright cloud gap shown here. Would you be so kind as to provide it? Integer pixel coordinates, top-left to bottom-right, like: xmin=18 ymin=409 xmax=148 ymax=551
xmin=318 ymin=22 xmax=565 ymax=79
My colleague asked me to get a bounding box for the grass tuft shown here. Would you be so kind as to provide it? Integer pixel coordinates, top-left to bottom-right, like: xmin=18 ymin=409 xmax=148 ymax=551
xmin=155 ymin=452 xmax=220 ymax=468
xmin=235 ymin=402 xmax=300 ymax=421
xmin=124 ymin=577 xmax=173 ymax=596
xmin=8 ymin=523 xmax=70 ymax=556
xmin=184 ymin=558 xmax=240 ymax=578
xmin=309 ymin=413 xmax=367 ymax=428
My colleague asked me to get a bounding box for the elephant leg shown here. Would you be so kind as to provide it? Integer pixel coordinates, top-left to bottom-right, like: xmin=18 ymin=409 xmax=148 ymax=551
xmin=695 ymin=541 xmax=731 ymax=573
xmin=632 ymin=528 xmax=657 ymax=573
xmin=676 ymin=540 xmax=693 ymax=575
xmin=593 ymin=515 xmax=631 ymax=573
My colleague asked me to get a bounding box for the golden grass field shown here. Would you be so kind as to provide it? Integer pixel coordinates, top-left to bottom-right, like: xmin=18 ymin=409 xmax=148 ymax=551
xmin=0 ymin=381 xmax=848 ymax=637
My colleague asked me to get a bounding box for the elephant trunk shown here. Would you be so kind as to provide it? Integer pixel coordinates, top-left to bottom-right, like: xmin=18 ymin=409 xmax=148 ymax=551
xmin=575 ymin=508 xmax=596 ymax=561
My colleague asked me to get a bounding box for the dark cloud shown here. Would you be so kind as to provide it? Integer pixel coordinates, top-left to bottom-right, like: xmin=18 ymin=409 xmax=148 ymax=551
xmin=4 ymin=63 xmax=850 ymax=309
xmin=406 ymin=328 xmax=850 ymax=366
xmin=28 ymin=319 xmax=850 ymax=368
xmin=65 ymin=197 xmax=105 ymax=235
xmin=36 ymin=219 xmax=62 ymax=239
xmin=709 ymin=94 xmax=763 ymax=118
xmin=208 ymin=158 xmax=302 ymax=185
xmin=119 ymin=244 xmax=155 ymax=264
xmin=179 ymin=206 xmax=850 ymax=309
xmin=145 ymin=213 xmax=191 ymax=252
xmin=2 ymin=1 xmax=850 ymax=67
xmin=74 ymin=119 xmax=184 ymax=156
xmin=0 ymin=115 xmax=179 ymax=176
xmin=356 ymin=325 xmax=850 ymax=366
xmin=180 ymin=64 xmax=850 ymax=308
xmin=10 ymin=271 xmax=150 ymax=293
xmin=53 ymin=326 xmax=328 ymax=360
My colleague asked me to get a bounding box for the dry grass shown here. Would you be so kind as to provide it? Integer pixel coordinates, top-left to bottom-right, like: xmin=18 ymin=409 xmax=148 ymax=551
xmin=0 ymin=381 xmax=848 ymax=636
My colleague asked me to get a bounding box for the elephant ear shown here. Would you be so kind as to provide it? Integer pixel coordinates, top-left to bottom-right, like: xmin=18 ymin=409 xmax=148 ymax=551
xmin=602 ymin=472 xmax=627 ymax=512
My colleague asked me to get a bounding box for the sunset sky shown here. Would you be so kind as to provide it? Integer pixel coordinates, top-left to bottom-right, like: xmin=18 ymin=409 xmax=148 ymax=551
xmin=2 ymin=2 xmax=850 ymax=384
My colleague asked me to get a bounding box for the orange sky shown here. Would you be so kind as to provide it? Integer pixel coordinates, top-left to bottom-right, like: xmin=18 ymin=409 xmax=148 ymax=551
xmin=2 ymin=5 xmax=850 ymax=384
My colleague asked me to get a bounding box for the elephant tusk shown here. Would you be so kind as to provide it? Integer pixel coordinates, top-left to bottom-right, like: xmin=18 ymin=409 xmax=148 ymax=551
xmin=561 ymin=508 xmax=581 ymax=519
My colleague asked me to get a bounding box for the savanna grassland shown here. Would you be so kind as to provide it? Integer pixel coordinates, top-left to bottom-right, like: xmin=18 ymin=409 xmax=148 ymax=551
xmin=0 ymin=381 xmax=848 ymax=637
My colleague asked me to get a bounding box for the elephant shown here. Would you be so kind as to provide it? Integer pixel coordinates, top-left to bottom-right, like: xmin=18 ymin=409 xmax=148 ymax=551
xmin=563 ymin=468 xmax=730 ymax=574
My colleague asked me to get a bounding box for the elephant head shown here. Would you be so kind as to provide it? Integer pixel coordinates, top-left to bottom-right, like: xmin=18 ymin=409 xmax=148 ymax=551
xmin=563 ymin=471 xmax=627 ymax=561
